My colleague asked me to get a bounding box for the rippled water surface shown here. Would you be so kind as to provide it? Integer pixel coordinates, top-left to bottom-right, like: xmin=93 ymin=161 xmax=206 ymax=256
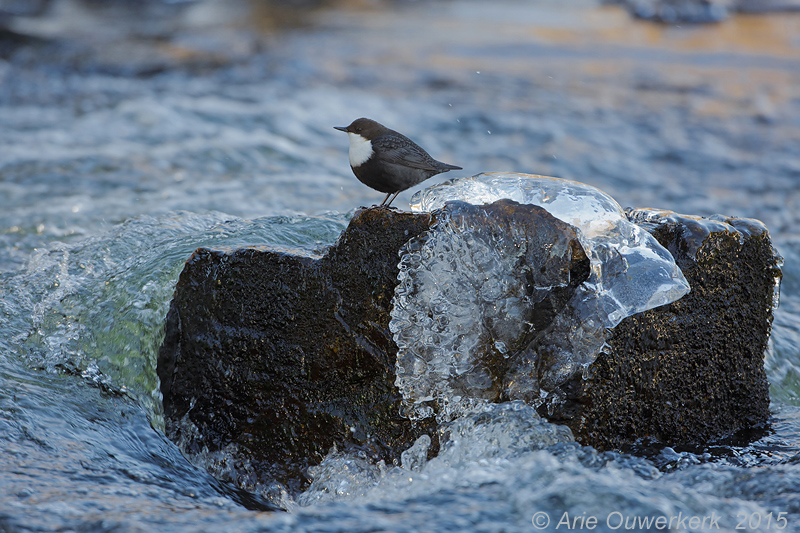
xmin=1 ymin=0 xmax=800 ymax=531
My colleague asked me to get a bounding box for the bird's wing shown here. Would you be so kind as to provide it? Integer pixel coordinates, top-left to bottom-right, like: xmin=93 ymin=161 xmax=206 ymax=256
xmin=372 ymin=134 xmax=446 ymax=172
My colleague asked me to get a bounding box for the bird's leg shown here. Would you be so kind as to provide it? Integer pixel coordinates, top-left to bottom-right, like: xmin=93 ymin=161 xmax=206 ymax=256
xmin=379 ymin=192 xmax=393 ymax=206
xmin=383 ymin=191 xmax=401 ymax=208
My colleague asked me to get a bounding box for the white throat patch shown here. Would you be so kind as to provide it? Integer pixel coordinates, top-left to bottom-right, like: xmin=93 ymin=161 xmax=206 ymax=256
xmin=347 ymin=133 xmax=373 ymax=167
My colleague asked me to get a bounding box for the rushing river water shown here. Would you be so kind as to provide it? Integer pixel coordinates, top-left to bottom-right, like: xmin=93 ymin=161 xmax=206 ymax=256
xmin=2 ymin=0 xmax=800 ymax=531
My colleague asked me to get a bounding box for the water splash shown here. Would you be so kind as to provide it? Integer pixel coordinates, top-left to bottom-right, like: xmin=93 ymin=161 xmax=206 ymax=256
xmin=0 ymin=211 xmax=348 ymax=426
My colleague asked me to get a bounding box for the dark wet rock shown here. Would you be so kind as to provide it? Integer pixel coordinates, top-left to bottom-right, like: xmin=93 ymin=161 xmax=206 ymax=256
xmin=158 ymin=201 xmax=590 ymax=498
xmin=158 ymin=207 xmax=437 ymax=498
xmin=545 ymin=209 xmax=782 ymax=450
xmin=159 ymin=202 xmax=780 ymax=498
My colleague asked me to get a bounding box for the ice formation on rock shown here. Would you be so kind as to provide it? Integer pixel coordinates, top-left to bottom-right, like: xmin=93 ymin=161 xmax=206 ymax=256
xmin=392 ymin=173 xmax=690 ymax=421
xmin=391 ymin=198 xmax=589 ymax=421
xmin=627 ymin=207 xmax=781 ymax=311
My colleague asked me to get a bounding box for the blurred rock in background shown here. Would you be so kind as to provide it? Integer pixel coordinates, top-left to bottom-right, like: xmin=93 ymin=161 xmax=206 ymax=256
xmin=605 ymin=0 xmax=800 ymax=23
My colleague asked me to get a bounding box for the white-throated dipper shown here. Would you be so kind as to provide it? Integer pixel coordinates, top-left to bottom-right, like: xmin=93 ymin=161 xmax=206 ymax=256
xmin=334 ymin=118 xmax=462 ymax=207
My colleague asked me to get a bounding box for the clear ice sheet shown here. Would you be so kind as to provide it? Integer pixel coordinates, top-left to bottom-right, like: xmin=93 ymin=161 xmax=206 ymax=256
xmin=628 ymin=207 xmax=782 ymax=311
xmin=391 ymin=197 xmax=589 ymax=421
xmin=393 ymin=173 xmax=690 ymax=420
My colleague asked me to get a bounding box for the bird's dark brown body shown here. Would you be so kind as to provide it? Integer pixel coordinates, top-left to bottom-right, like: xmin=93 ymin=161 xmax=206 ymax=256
xmin=335 ymin=118 xmax=461 ymax=207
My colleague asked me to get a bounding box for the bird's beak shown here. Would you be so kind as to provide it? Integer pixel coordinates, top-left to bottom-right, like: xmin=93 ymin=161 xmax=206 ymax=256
xmin=333 ymin=126 xmax=348 ymax=132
